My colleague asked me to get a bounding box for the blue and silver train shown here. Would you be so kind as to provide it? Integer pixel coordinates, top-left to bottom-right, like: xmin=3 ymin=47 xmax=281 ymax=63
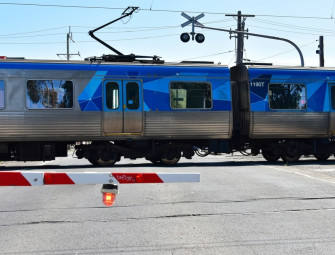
xmin=0 ymin=59 xmax=334 ymax=165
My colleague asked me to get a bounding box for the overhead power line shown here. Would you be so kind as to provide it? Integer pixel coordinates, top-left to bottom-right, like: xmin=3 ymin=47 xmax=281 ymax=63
xmin=252 ymin=18 xmax=335 ymax=34
xmin=0 ymin=21 xmax=235 ymax=41
xmin=0 ymin=2 xmax=126 ymax=10
xmin=0 ymin=2 xmax=334 ymax=20
xmin=248 ymin=24 xmax=335 ymax=36
xmin=179 ymin=50 xmax=235 ymax=62
xmin=254 ymin=40 xmax=318 ymax=62
xmin=0 ymin=32 xmax=66 ymax=39
xmin=0 ymin=18 xmax=234 ymax=39
xmin=0 ymin=26 xmax=68 ymax=37
xmin=0 ymin=33 xmax=180 ymax=45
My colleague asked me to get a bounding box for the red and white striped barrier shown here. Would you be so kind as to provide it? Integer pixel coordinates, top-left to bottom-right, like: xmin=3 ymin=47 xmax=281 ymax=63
xmin=0 ymin=172 xmax=200 ymax=186
xmin=0 ymin=171 xmax=200 ymax=206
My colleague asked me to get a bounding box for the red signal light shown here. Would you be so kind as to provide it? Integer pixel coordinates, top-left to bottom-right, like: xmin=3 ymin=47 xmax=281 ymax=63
xmin=101 ymin=184 xmax=118 ymax=207
xmin=102 ymin=192 xmax=117 ymax=206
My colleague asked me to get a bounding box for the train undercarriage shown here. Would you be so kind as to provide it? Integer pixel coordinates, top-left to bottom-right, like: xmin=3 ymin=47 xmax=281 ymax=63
xmin=0 ymin=139 xmax=230 ymax=166
xmin=74 ymin=139 xmax=230 ymax=166
xmin=0 ymin=142 xmax=68 ymax=161
xmin=1 ymin=138 xmax=335 ymax=166
xmin=250 ymin=138 xmax=335 ymax=163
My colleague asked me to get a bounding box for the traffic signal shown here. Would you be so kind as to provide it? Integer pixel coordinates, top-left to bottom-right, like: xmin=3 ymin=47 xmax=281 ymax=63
xmin=180 ymin=33 xmax=190 ymax=43
xmin=180 ymin=33 xmax=205 ymax=43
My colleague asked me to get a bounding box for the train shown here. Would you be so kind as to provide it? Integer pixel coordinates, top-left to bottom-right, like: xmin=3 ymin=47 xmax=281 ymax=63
xmin=0 ymin=57 xmax=335 ymax=166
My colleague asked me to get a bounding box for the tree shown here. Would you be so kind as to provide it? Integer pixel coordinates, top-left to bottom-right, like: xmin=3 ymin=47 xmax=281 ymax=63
xmin=269 ymin=83 xmax=305 ymax=110
xmin=26 ymin=80 xmax=73 ymax=108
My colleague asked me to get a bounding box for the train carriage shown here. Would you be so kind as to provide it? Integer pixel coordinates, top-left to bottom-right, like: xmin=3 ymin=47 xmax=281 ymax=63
xmin=0 ymin=59 xmax=232 ymax=165
xmin=2 ymin=58 xmax=335 ymax=166
xmin=245 ymin=66 xmax=335 ymax=162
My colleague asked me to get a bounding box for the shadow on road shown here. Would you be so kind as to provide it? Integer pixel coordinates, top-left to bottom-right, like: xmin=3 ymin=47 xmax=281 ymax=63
xmin=1 ymin=157 xmax=334 ymax=171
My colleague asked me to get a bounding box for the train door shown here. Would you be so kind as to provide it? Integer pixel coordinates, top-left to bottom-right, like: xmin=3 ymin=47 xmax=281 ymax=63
xmin=103 ymin=80 xmax=143 ymax=135
xmin=329 ymin=83 xmax=335 ymax=135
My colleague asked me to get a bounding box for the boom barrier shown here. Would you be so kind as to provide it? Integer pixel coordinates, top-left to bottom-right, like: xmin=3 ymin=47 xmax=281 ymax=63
xmin=0 ymin=171 xmax=200 ymax=206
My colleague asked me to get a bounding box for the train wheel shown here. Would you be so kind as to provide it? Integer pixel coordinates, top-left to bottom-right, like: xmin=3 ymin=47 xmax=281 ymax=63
xmin=261 ymin=148 xmax=281 ymax=162
xmin=88 ymin=157 xmax=117 ymax=167
xmin=88 ymin=150 xmax=119 ymax=167
xmin=281 ymin=154 xmax=301 ymax=163
xmin=159 ymin=146 xmax=181 ymax=166
xmin=160 ymin=157 xmax=180 ymax=165
xmin=281 ymin=142 xmax=302 ymax=162
xmin=96 ymin=158 xmax=117 ymax=166
xmin=313 ymin=153 xmax=331 ymax=161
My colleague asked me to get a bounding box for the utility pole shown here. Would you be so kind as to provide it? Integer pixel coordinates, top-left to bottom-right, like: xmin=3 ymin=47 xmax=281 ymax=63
xmin=188 ymin=10 xmax=305 ymax=66
xmin=316 ymin=36 xmax=324 ymax=67
xmin=226 ymin=11 xmax=255 ymax=65
xmin=57 ymin=26 xmax=80 ymax=61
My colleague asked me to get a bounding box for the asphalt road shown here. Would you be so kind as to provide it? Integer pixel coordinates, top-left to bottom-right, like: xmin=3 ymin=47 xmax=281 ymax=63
xmin=1 ymin=153 xmax=335 ymax=254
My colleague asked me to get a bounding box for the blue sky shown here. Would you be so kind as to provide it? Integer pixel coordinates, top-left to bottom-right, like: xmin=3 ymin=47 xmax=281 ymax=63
xmin=0 ymin=0 xmax=335 ymax=67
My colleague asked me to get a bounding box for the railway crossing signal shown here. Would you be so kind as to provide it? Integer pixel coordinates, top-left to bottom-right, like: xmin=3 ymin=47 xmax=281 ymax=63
xmin=189 ymin=10 xmax=305 ymax=66
xmin=180 ymin=12 xmax=205 ymax=43
xmin=0 ymin=171 xmax=200 ymax=207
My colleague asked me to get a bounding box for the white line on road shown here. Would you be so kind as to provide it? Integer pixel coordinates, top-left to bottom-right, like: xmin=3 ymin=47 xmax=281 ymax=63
xmin=258 ymin=164 xmax=335 ymax=185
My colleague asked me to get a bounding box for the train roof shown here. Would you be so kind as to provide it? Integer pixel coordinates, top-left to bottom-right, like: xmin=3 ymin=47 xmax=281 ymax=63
xmin=0 ymin=58 xmax=228 ymax=68
xmin=247 ymin=65 xmax=335 ymax=71
xmin=2 ymin=58 xmax=334 ymax=71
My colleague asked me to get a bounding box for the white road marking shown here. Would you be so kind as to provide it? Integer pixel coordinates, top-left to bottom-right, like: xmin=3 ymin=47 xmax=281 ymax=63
xmin=259 ymin=164 xmax=335 ymax=185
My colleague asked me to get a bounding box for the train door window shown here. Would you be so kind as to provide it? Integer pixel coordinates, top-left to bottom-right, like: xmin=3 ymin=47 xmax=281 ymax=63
xmin=106 ymin=82 xmax=119 ymax=110
xmin=331 ymin=86 xmax=335 ymax=110
xmin=126 ymin=82 xmax=139 ymax=110
xmin=170 ymin=81 xmax=212 ymax=109
xmin=268 ymin=83 xmax=307 ymax=110
xmin=0 ymin=80 xmax=4 ymax=109
xmin=26 ymin=80 xmax=73 ymax=109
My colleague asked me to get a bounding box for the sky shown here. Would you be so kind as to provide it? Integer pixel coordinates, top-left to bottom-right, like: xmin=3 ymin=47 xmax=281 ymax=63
xmin=0 ymin=0 xmax=335 ymax=67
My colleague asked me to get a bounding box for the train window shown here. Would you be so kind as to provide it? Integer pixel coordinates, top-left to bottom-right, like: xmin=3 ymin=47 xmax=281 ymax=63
xmin=126 ymin=82 xmax=139 ymax=110
xmin=268 ymin=83 xmax=307 ymax=110
xmin=170 ymin=82 xmax=212 ymax=109
xmin=0 ymin=80 xmax=4 ymax=109
xmin=331 ymin=86 xmax=335 ymax=110
xmin=106 ymin=82 xmax=119 ymax=110
xmin=26 ymin=80 xmax=73 ymax=109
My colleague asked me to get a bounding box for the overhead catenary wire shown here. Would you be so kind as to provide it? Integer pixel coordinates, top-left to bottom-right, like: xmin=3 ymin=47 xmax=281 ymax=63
xmin=0 ymin=33 xmax=181 ymax=45
xmin=0 ymin=2 xmax=334 ymax=20
xmin=0 ymin=26 xmax=69 ymax=37
xmin=0 ymin=19 xmax=234 ymax=40
xmin=253 ymin=40 xmax=318 ymax=63
xmin=252 ymin=18 xmax=335 ymax=34
xmin=0 ymin=21 xmax=332 ymax=41
xmin=0 ymin=21 xmax=235 ymax=43
xmin=0 ymin=4 xmax=332 ymax=42
xmin=178 ymin=50 xmax=235 ymax=62
xmin=247 ymin=24 xmax=335 ymax=37
xmin=0 ymin=32 xmax=68 ymax=39
xmin=0 ymin=2 xmax=333 ymax=67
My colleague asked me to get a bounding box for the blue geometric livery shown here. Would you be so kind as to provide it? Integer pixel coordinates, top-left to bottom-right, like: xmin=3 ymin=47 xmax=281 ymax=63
xmin=0 ymin=60 xmax=335 ymax=166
